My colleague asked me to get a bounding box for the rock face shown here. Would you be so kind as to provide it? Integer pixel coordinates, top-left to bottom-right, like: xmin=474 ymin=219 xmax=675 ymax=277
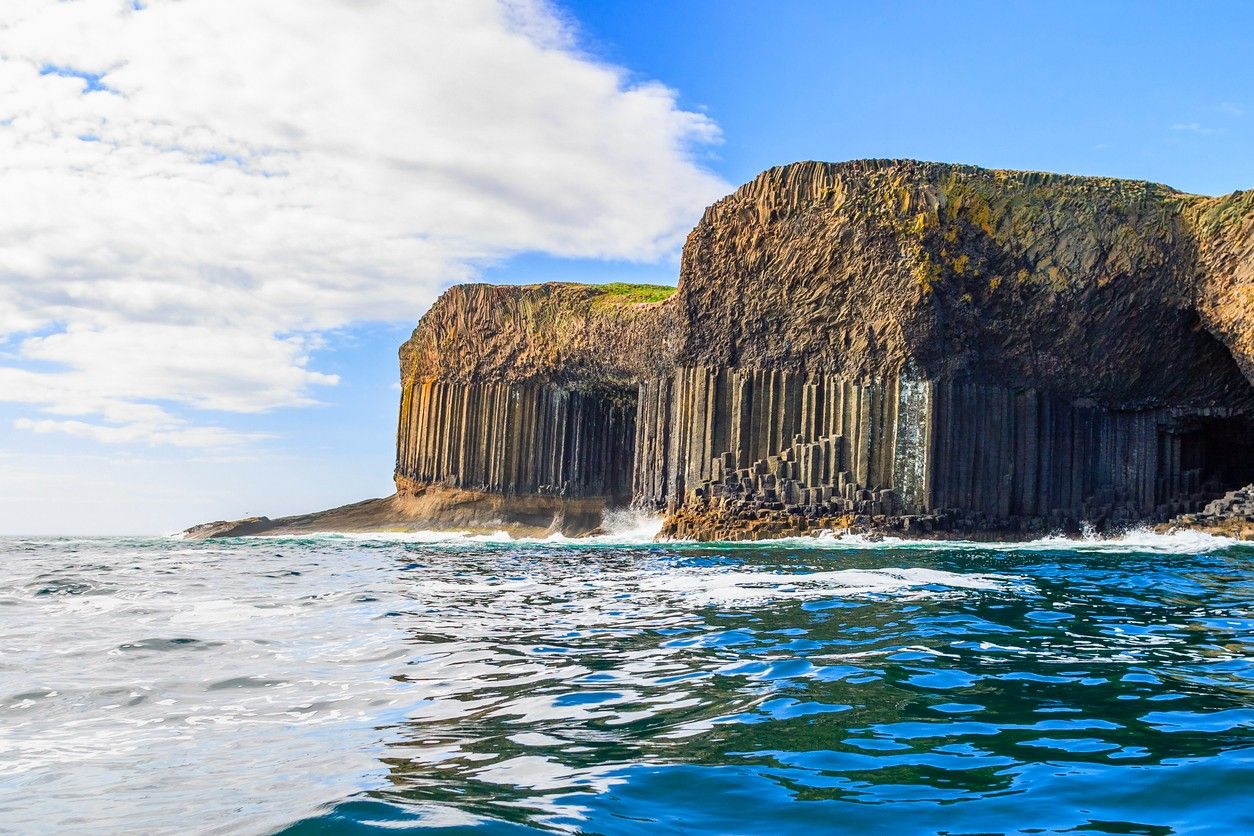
xmin=390 ymin=283 xmax=677 ymax=533
xmin=1161 ymin=484 xmax=1254 ymax=541
xmin=1192 ymin=191 xmax=1254 ymax=388
xmin=394 ymin=160 xmax=1254 ymax=541
xmin=400 ymin=282 xmax=678 ymax=389
xmin=185 ymin=159 xmax=1254 ymax=540
xmin=674 ymin=160 xmax=1252 ymax=406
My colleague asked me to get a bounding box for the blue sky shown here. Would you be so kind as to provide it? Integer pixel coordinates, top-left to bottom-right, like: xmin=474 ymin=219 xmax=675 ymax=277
xmin=485 ymin=0 xmax=1253 ymax=286
xmin=1 ymin=0 xmax=1250 ymax=534
xmin=564 ymin=0 xmax=1253 ymax=194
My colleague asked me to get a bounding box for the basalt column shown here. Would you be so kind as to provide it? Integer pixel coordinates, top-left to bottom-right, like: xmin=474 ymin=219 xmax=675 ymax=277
xmin=927 ymin=384 xmax=1254 ymax=525
xmin=396 ymin=380 xmax=637 ymax=502
xmin=643 ymin=368 xmax=1254 ymax=534
xmin=634 ymin=367 xmax=928 ymax=515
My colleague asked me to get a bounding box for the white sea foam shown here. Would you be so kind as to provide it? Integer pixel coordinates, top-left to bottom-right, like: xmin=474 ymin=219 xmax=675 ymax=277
xmin=1005 ymin=526 xmax=1242 ymax=553
xmin=703 ymin=526 xmax=1242 ymax=554
xmin=286 ymin=510 xmax=665 ymax=547
xmin=637 ymin=566 xmax=1013 ymax=607
xmin=541 ymin=509 xmax=664 ymax=545
xmin=185 ymin=518 xmax=1242 ymax=554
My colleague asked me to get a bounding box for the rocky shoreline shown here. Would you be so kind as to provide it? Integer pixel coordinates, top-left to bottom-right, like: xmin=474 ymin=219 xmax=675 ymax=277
xmin=181 ymin=483 xmax=612 ymax=540
xmin=185 ymin=484 xmax=1254 ymax=543
xmin=185 ymin=160 xmax=1254 ymax=543
xmin=1158 ymin=485 xmax=1254 ymax=541
xmin=659 ymin=483 xmax=1254 ymax=542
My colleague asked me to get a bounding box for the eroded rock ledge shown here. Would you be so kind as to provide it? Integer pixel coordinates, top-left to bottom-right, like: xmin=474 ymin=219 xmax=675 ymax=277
xmin=186 ymin=159 xmax=1254 ymax=541
xmin=1159 ymin=484 xmax=1254 ymax=541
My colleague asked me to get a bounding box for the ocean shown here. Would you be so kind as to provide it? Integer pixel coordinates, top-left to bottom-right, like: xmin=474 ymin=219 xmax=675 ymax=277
xmin=2 ymin=522 xmax=1252 ymax=834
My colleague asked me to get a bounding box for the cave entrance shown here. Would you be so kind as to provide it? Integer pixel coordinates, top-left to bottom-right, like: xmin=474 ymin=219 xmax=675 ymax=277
xmin=1166 ymin=413 xmax=1254 ymax=499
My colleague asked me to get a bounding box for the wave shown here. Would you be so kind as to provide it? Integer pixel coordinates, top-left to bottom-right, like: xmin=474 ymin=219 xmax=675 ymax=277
xmin=979 ymin=526 xmax=1242 ymax=554
xmin=760 ymin=526 xmax=1244 ymax=554
xmin=637 ymin=565 xmax=1016 ymax=606
xmin=280 ymin=510 xmax=666 ymax=547
xmin=175 ymin=518 xmax=1243 ymax=554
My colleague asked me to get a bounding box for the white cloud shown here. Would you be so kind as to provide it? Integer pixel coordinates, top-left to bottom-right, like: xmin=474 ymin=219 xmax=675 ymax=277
xmin=0 ymin=0 xmax=726 ymax=447
xmin=1170 ymin=121 xmax=1214 ymax=135
xmin=1219 ymin=101 xmax=1245 ymax=117
xmin=14 ymin=417 xmax=270 ymax=448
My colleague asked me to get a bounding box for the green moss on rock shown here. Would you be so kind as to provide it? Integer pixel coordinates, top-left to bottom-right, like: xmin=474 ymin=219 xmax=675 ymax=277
xmin=591 ymin=283 xmax=676 ymax=305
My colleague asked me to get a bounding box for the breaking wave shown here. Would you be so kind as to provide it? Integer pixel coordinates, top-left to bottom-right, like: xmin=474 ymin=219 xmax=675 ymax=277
xmin=273 ymin=522 xmax=1242 ymax=555
xmin=634 ymin=565 xmax=1018 ymax=607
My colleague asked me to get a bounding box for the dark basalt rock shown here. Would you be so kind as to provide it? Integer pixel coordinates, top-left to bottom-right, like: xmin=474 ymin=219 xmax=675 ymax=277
xmin=187 ymin=159 xmax=1254 ymax=541
xmin=1160 ymin=484 xmax=1254 ymax=540
xmin=673 ymin=160 xmax=1254 ymax=406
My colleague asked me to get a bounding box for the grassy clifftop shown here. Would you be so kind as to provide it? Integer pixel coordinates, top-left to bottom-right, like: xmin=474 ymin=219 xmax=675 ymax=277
xmin=591 ymin=282 xmax=677 ymax=305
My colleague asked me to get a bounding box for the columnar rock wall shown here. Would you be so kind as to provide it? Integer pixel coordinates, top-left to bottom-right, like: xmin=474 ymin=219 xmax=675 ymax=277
xmin=384 ymin=160 xmax=1254 ymax=541
xmin=926 ymin=383 xmax=1254 ymax=522
xmin=189 ymin=160 xmax=1254 ymax=540
xmin=648 ymin=372 xmax=1254 ymax=538
xmin=390 ymin=281 xmax=670 ymax=527
xmin=634 ymin=368 xmax=925 ymax=512
xmin=396 ymin=379 xmax=636 ymax=501
xmin=389 ymin=365 xmax=1253 ymax=539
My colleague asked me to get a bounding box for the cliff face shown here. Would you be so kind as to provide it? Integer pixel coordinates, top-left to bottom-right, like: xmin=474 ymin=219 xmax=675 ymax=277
xmin=184 ymin=159 xmax=1254 ymax=540
xmin=673 ymin=160 xmax=1252 ymax=410
xmin=400 ymin=282 xmax=679 ymax=391
xmin=391 ymin=282 xmax=679 ymax=529
xmin=387 ymin=159 xmax=1254 ymax=540
xmin=1192 ymin=190 xmax=1254 ymax=388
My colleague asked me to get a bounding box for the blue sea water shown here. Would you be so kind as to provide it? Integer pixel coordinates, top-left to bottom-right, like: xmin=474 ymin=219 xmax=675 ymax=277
xmin=1 ymin=522 xmax=1252 ymax=835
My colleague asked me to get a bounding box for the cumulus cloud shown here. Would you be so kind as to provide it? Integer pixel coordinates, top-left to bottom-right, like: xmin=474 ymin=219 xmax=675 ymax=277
xmin=0 ymin=0 xmax=726 ymax=446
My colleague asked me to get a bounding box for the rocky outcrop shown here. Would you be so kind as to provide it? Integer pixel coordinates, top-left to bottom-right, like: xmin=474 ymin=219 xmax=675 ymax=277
xmin=181 ymin=486 xmax=614 ymax=539
xmin=1191 ymin=191 xmax=1254 ymax=388
xmin=674 ymin=160 xmax=1252 ymax=409
xmin=185 ymin=159 xmax=1254 ymax=541
xmin=400 ymin=282 xmax=678 ymax=390
xmin=390 ymin=283 xmax=675 ymax=528
xmin=647 ymin=161 xmax=1254 ymax=539
xmin=1161 ymin=484 xmax=1254 ymax=541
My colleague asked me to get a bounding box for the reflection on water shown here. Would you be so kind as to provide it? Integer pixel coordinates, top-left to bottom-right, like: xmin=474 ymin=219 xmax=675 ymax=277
xmin=0 ymin=531 xmax=1251 ymax=834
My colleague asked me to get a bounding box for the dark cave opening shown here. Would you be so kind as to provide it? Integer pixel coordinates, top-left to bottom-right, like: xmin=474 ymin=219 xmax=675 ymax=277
xmin=1168 ymin=413 xmax=1254 ymax=498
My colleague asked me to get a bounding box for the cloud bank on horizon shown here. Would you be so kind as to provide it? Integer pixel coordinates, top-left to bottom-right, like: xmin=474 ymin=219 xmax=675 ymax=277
xmin=0 ymin=0 xmax=726 ymax=447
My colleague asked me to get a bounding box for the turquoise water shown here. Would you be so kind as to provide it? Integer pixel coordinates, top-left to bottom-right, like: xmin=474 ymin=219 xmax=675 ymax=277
xmin=1 ymin=527 xmax=1252 ymax=834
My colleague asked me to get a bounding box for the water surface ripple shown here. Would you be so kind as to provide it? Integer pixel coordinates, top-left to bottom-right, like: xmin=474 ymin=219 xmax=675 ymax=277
xmin=1 ymin=530 xmax=1252 ymax=834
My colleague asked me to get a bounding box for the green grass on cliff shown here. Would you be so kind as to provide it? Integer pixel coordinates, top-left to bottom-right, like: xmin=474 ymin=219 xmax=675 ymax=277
xmin=592 ymin=282 xmax=676 ymax=304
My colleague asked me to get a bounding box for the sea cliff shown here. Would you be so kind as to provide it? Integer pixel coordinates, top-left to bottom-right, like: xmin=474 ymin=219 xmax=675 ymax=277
xmin=186 ymin=159 xmax=1254 ymax=541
